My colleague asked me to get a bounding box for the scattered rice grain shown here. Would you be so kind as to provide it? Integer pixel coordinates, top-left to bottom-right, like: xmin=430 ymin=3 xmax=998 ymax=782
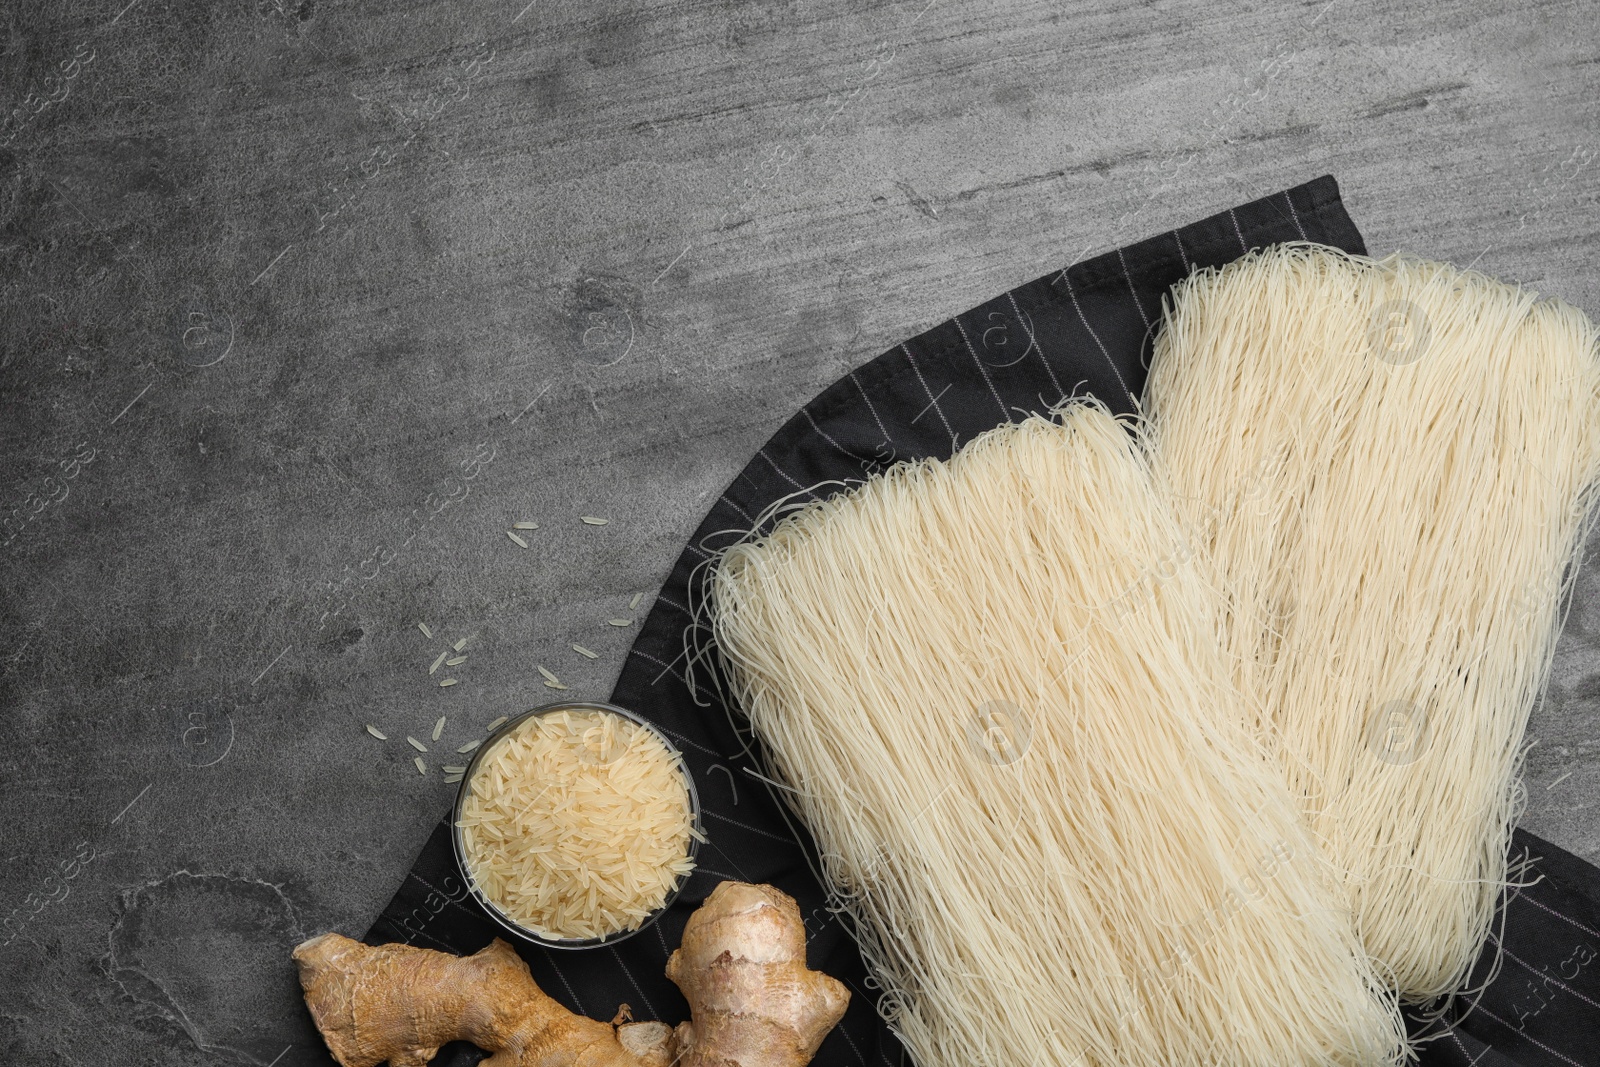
xmin=429 ymin=650 xmax=448 ymax=675
xmin=507 ymin=531 xmax=529 ymax=548
xmin=629 ymin=593 xmax=644 ymax=611
xmin=457 ymin=739 xmax=482 ymax=754
xmin=581 ymin=516 xmax=609 ymax=526
xmin=414 ymin=756 xmax=427 ymax=775
xmin=608 ymin=619 xmax=632 ymax=627
xmin=440 ymin=678 xmax=459 ymax=688
xmin=432 ymin=716 xmax=447 ymax=741
xmin=444 ymin=773 xmax=464 ymax=784
xmin=417 ymin=622 xmax=434 ymax=639
xmin=407 ymin=736 xmax=428 ymax=752
xmin=454 ymin=638 xmax=469 ymax=652
xmin=447 ymin=655 xmax=467 ymax=666
xmin=513 ymin=521 xmax=538 ymax=530
xmin=538 ymin=665 xmax=559 ymax=684
xmin=366 ymin=724 xmax=388 ymax=740
xmin=443 ymin=765 xmax=467 ymax=774
xmin=486 ymin=716 xmax=509 ymax=731
xmin=572 ymin=644 xmax=598 ymax=659
xmin=544 ymin=680 xmax=570 ymax=691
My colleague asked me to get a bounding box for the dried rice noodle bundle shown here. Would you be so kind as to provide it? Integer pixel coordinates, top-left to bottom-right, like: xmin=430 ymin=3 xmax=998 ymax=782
xmin=1142 ymin=243 xmax=1600 ymax=1000
xmin=710 ymin=403 xmax=1406 ymax=1067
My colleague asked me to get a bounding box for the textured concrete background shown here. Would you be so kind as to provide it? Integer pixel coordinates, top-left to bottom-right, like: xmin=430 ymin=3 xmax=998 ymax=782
xmin=0 ymin=0 xmax=1595 ymax=1063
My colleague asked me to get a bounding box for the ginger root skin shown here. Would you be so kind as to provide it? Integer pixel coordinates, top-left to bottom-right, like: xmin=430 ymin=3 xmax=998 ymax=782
xmin=293 ymin=881 xmax=849 ymax=1067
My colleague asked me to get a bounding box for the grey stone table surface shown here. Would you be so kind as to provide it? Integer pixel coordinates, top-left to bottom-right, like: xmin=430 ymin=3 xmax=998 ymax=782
xmin=1 ymin=0 xmax=1596 ymax=1062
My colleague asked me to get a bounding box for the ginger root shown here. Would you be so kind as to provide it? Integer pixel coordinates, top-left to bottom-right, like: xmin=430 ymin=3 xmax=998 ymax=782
xmin=293 ymin=881 xmax=850 ymax=1067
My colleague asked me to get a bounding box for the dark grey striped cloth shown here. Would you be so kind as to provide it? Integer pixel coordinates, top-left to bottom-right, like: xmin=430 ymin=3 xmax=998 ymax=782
xmin=357 ymin=175 xmax=1600 ymax=1067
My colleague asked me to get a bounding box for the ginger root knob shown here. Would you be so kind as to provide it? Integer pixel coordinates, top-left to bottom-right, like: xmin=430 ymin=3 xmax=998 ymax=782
xmin=293 ymin=881 xmax=849 ymax=1067
xmin=669 ymin=882 xmax=851 ymax=1067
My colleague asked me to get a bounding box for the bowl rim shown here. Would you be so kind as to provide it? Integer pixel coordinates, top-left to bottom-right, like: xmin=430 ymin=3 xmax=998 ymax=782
xmin=449 ymin=698 xmax=703 ymax=951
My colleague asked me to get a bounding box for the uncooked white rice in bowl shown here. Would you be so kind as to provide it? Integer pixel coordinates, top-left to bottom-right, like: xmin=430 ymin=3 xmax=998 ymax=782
xmin=451 ymin=701 xmax=703 ymax=947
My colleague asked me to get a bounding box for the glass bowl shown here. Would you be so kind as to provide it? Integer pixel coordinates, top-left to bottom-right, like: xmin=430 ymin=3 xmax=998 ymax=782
xmin=450 ymin=699 xmax=702 ymax=950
